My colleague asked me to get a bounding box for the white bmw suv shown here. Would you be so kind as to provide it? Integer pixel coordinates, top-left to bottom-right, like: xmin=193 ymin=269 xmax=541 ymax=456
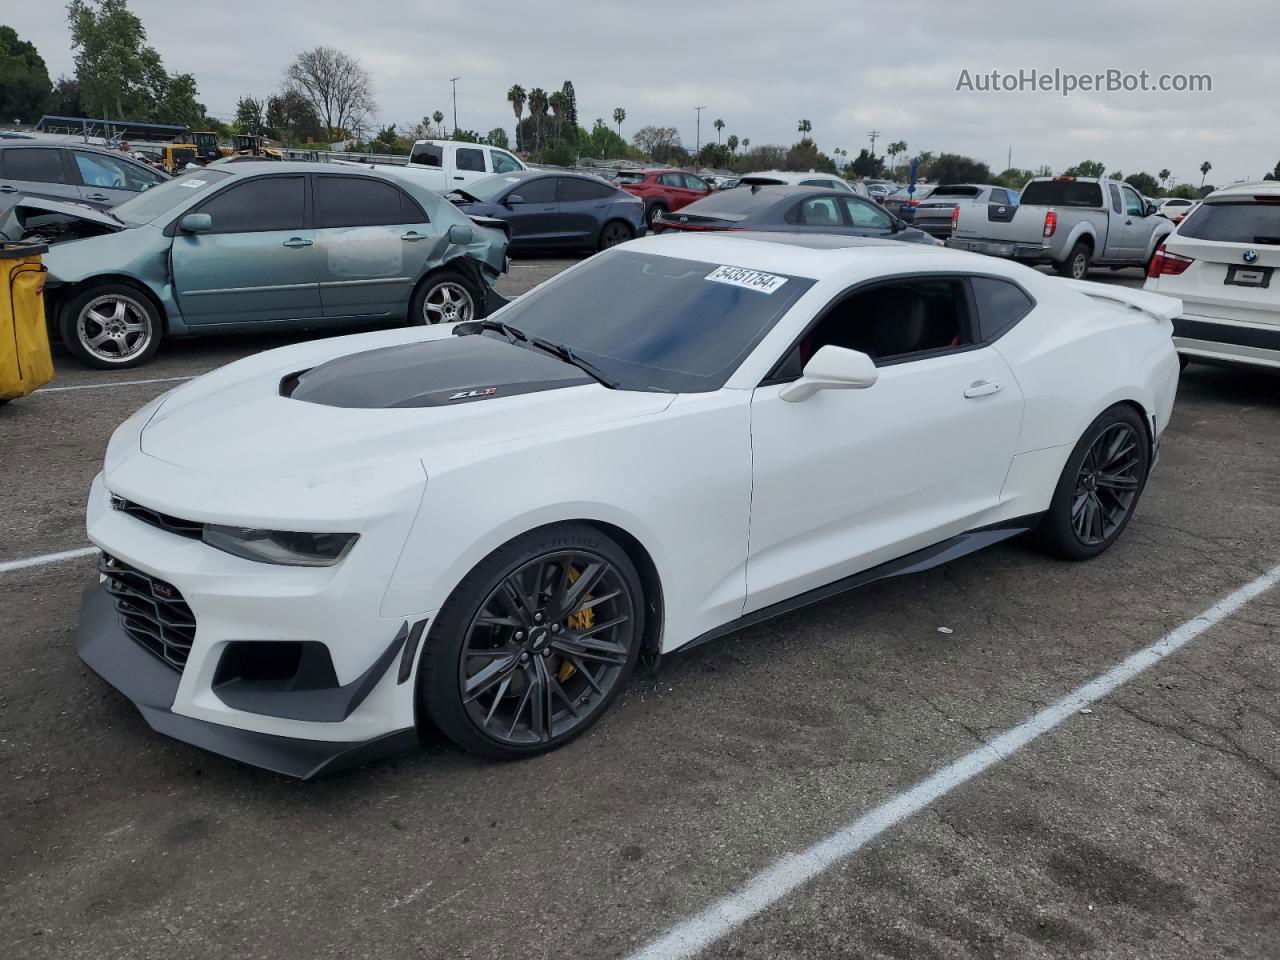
xmin=1145 ymin=182 xmax=1280 ymax=370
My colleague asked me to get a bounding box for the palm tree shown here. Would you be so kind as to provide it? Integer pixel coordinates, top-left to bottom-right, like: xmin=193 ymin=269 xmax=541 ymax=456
xmin=726 ymin=134 xmax=738 ymax=155
xmin=714 ymin=118 xmax=725 ymax=144
xmin=797 ymin=119 xmax=812 ymax=138
xmin=527 ymin=88 xmax=548 ymax=152
xmin=548 ymin=90 xmax=568 ymax=147
xmin=1158 ymin=168 xmax=1171 ymax=189
xmin=507 ymin=85 xmax=526 ymax=151
xmin=886 ymin=140 xmax=907 ymax=175
xmin=612 ymin=106 xmax=626 ymax=138
xmin=432 ymin=110 xmax=445 ymax=138
xmin=742 ymin=138 xmax=750 ymax=150
xmin=1199 ymin=160 xmax=1212 ymax=187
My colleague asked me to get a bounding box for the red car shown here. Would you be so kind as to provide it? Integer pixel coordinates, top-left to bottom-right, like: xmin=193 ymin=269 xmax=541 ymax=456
xmin=614 ymin=169 xmax=714 ymax=227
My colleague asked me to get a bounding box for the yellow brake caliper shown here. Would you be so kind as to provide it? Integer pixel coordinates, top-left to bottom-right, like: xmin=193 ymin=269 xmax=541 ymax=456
xmin=558 ymin=565 xmax=595 ymax=683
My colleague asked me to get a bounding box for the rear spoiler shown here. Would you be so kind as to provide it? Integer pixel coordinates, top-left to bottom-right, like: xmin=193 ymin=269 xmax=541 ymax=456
xmin=468 ymin=214 xmax=510 ymax=239
xmin=1062 ymin=279 xmax=1182 ymax=323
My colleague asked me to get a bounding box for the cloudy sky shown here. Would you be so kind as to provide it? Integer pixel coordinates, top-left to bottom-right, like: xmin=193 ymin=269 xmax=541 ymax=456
xmin=11 ymin=0 xmax=1280 ymax=185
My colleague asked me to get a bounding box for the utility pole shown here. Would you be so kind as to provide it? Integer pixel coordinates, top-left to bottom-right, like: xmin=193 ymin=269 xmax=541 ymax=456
xmin=450 ymin=77 xmax=461 ymax=138
xmin=867 ymin=129 xmax=881 ymax=157
xmin=695 ymin=106 xmax=706 ymax=163
xmin=1007 ymin=145 xmax=1012 ymax=172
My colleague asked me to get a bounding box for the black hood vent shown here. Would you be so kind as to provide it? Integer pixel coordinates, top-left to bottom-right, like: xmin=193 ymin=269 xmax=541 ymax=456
xmin=283 ymin=334 xmax=592 ymax=409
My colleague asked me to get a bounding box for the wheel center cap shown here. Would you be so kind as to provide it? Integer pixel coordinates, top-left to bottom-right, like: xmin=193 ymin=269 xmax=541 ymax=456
xmin=528 ymin=626 xmax=550 ymax=652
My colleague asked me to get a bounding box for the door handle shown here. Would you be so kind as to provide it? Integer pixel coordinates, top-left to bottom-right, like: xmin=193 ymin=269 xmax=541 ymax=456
xmin=963 ymin=380 xmax=1002 ymax=399
xmin=401 ymin=231 xmax=426 ymax=241
xmin=0 ymin=185 xmax=16 ymax=193
xmin=453 ymin=175 xmax=464 ymax=180
xmin=282 ymin=237 xmax=313 ymax=248
xmin=85 ymin=193 xmax=110 ymax=202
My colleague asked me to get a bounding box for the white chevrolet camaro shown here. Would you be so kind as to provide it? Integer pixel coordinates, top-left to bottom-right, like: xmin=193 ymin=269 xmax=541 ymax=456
xmin=79 ymin=233 xmax=1181 ymax=778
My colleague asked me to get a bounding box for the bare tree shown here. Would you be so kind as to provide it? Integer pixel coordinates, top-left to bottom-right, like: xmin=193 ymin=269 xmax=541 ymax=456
xmin=284 ymin=46 xmax=377 ymax=142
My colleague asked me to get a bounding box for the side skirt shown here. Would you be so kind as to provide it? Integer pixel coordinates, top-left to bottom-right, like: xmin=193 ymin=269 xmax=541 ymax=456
xmin=680 ymin=516 xmax=1042 ymax=653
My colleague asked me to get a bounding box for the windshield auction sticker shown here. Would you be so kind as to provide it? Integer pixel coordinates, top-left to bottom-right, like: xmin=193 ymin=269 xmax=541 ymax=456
xmin=705 ymin=265 xmax=788 ymax=293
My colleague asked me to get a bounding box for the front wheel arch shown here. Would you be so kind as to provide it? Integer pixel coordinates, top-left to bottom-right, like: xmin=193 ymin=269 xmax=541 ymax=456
xmin=57 ymin=275 xmax=169 ymax=338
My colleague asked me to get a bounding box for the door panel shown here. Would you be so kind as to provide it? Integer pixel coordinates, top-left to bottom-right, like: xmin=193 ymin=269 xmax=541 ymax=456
xmin=70 ymin=150 xmax=164 ymax=209
xmin=171 ymin=176 xmax=322 ymax=325
xmin=504 ymin=177 xmax=560 ymax=246
xmin=0 ymin=148 xmax=82 ymax=211
xmin=746 ymin=347 xmax=1022 ymax=612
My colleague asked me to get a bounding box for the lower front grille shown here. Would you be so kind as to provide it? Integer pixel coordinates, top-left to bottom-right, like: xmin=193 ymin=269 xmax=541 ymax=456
xmin=100 ymin=553 xmax=197 ymax=670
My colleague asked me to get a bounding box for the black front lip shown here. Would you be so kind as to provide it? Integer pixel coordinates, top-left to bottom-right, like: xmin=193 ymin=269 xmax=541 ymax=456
xmin=76 ymin=583 xmax=417 ymax=780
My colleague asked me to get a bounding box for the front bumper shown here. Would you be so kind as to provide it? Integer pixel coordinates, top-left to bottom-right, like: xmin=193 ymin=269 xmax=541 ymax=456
xmin=78 ymin=582 xmax=419 ymax=779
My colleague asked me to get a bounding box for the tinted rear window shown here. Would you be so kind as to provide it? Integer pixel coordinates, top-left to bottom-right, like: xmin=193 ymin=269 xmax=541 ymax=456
xmin=931 ymin=185 xmax=982 ymax=198
xmin=410 ymin=143 xmax=443 ymax=167
xmin=676 ymin=188 xmax=786 ymax=219
xmin=3 ymin=147 xmax=66 ymax=183
xmin=559 ymin=177 xmax=616 ymax=201
xmin=491 ymin=251 xmax=816 ymax=392
xmin=1178 ymin=201 xmax=1280 ymax=245
xmin=315 ymin=176 xmax=410 ymax=227
xmin=972 ymin=277 xmax=1035 ymax=341
xmin=1019 ymin=180 xmax=1103 ymax=208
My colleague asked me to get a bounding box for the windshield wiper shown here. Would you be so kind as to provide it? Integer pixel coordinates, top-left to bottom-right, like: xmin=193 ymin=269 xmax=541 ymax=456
xmin=527 ymin=337 xmax=620 ymax=389
xmin=453 ymin=318 xmax=529 ymax=345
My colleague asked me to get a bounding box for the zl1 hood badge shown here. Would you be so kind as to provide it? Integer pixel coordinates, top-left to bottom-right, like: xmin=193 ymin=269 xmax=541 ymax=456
xmin=448 ymin=387 xmax=499 ymax=401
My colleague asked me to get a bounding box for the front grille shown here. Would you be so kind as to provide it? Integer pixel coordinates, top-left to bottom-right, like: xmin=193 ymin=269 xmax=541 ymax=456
xmin=100 ymin=553 xmax=197 ymax=670
xmin=110 ymin=496 xmax=203 ymax=540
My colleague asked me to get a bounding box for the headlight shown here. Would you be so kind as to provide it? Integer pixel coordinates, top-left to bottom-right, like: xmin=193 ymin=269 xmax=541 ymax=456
xmin=201 ymin=525 xmax=359 ymax=567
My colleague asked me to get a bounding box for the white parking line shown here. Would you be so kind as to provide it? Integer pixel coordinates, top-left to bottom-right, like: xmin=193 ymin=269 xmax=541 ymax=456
xmin=36 ymin=376 xmax=196 ymax=394
xmin=626 ymin=561 xmax=1280 ymax=960
xmin=0 ymin=546 xmax=99 ymax=575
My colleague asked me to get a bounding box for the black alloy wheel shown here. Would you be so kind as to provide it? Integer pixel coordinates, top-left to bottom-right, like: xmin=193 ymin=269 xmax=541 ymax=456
xmin=598 ymin=221 xmax=633 ymax=251
xmin=1071 ymin=422 xmax=1142 ymax=546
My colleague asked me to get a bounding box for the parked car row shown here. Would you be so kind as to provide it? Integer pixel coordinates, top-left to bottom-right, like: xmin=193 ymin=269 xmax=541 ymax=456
xmin=0 ymin=140 xmax=169 ymax=217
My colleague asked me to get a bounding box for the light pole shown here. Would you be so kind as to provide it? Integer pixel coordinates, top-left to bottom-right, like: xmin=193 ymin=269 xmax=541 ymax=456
xmin=450 ymin=77 xmax=461 ymax=138
xmin=695 ymin=106 xmax=706 ymax=165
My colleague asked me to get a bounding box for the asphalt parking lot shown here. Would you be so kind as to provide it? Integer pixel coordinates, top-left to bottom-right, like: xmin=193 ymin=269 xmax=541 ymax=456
xmin=2 ymin=260 xmax=1278 ymax=960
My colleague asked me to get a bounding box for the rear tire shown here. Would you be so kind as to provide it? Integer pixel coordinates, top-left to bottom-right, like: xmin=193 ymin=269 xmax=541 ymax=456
xmin=1056 ymin=242 xmax=1092 ymax=280
xmin=418 ymin=523 xmax=645 ymax=760
xmin=409 ymin=269 xmax=484 ymax=326
xmin=597 ymin=220 xmax=634 ymax=251
xmin=1036 ymin=404 xmax=1151 ymax=561
xmin=646 ymin=203 xmax=667 ymax=227
xmin=60 ymin=283 xmax=163 ymax=369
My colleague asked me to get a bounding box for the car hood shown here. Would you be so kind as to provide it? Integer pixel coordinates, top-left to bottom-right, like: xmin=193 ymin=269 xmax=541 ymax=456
xmin=137 ymin=325 xmax=675 ymax=480
xmin=0 ymin=197 xmax=126 ymax=240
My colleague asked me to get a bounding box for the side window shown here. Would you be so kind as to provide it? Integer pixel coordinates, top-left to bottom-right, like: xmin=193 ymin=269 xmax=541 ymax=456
xmin=783 ymin=277 xmax=973 ymax=376
xmin=198 ymin=176 xmax=305 ymax=233
xmin=559 ymin=178 xmax=614 ymax=202
xmin=683 ymin=173 xmax=709 ymax=191
xmin=1122 ymin=186 xmax=1144 ymax=216
xmin=842 ymin=196 xmax=893 ymax=229
xmin=512 ymin=177 xmax=556 ymax=204
xmin=658 ymin=173 xmax=683 ymax=188
xmin=4 ymin=148 xmax=67 ymax=184
xmin=314 ymin=176 xmax=407 ymax=227
xmin=410 ymin=143 xmax=443 ymax=167
xmin=971 ymin=276 xmax=1035 ymax=342
xmin=455 ymin=147 xmax=485 ymax=173
xmin=1108 ymin=184 xmax=1123 ymax=214
xmin=989 ymin=188 xmax=1009 ymax=205
xmin=490 ymin=150 xmax=521 ymax=174
xmin=73 ymin=151 xmax=161 ymax=192
xmin=794 ymin=196 xmax=842 ymax=226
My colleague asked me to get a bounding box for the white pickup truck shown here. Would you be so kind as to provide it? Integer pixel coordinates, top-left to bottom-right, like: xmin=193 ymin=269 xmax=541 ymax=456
xmin=338 ymin=139 xmax=528 ymax=193
xmin=948 ymin=176 xmax=1174 ymax=279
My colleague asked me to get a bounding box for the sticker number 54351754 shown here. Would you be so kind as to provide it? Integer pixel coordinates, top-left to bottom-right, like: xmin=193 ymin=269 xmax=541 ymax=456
xmin=705 ymin=265 xmax=788 ymax=294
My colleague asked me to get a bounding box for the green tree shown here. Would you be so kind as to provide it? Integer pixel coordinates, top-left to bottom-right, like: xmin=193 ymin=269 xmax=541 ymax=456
xmin=1124 ymin=172 xmax=1160 ymax=197
xmin=927 ymin=153 xmax=991 ymax=184
xmin=1064 ymin=159 xmax=1106 ymax=177
xmin=849 ymin=148 xmax=883 ymax=178
xmin=527 ymin=88 xmax=548 ymax=152
xmin=784 ymin=138 xmax=836 ymax=174
xmin=1158 ymin=168 xmax=1171 ymax=189
xmin=68 ymin=0 xmax=178 ymax=121
xmin=612 ymin=106 xmax=625 ymax=138
xmin=560 ymin=81 xmax=577 ymax=129
xmin=266 ymin=89 xmax=321 ymax=143
xmin=797 ymin=118 xmax=812 ymax=137
xmin=48 ymin=75 xmax=83 ymax=116
xmin=741 ymin=138 xmax=750 ymax=150
xmin=234 ymin=95 xmax=267 ymax=135
xmin=547 ymin=90 xmax=569 ymax=146
xmin=0 ymin=26 xmax=52 ymax=122
xmin=507 ymin=85 xmax=525 ymax=150
xmin=713 ymin=118 xmax=724 ymax=144
xmin=993 ymin=167 xmax=1036 ymax=190
xmin=487 ymin=127 xmax=509 ymax=149
xmin=1264 ymin=160 xmax=1280 ymax=182
xmin=726 ymin=134 xmax=738 ymax=155
xmin=153 ymin=71 xmax=205 ymax=128
xmin=1199 ymin=160 xmax=1212 ymax=186
xmin=885 ymin=140 xmax=907 ymax=175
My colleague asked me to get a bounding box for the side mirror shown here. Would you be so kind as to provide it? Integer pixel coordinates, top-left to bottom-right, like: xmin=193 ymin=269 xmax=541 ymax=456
xmin=178 ymin=213 xmax=212 ymax=234
xmin=447 ymin=223 xmax=474 ymax=245
xmin=890 ymin=217 xmax=905 ymax=233
xmin=505 ymin=193 xmax=525 ymax=206
xmin=779 ymin=345 xmax=878 ymax=402
xmin=1144 ymin=201 xmax=1158 ymax=217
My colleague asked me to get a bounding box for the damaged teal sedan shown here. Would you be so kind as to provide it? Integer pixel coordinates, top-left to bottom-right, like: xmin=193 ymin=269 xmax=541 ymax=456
xmin=1 ymin=162 xmax=510 ymax=368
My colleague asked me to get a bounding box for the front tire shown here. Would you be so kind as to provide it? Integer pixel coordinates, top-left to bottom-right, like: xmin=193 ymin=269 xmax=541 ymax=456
xmin=409 ymin=269 xmax=483 ymax=326
xmin=418 ymin=523 xmax=645 ymax=759
xmin=1036 ymin=404 xmax=1151 ymax=561
xmin=60 ymin=283 xmax=163 ymax=369
xmin=646 ymin=203 xmax=667 ymax=227
xmin=1056 ymin=242 xmax=1092 ymax=280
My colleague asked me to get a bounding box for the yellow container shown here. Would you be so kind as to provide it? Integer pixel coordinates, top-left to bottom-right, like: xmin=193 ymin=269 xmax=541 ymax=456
xmin=0 ymin=243 xmax=54 ymax=403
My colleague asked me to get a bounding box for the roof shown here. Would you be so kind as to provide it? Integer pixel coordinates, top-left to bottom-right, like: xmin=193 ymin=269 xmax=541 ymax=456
xmin=1206 ymin=181 xmax=1280 ymax=200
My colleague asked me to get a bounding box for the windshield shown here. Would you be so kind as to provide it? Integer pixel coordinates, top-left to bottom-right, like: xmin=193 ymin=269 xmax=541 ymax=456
xmin=456 ymin=173 xmax=527 ymax=203
xmin=1178 ymin=201 xmax=1280 ymax=245
xmin=111 ymin=168 xmax=232 ymax=226
xmin=1020 ymin=180 xmax=1103 ymax=208
xmin=491 ymin=251 xmax=815 ymax=392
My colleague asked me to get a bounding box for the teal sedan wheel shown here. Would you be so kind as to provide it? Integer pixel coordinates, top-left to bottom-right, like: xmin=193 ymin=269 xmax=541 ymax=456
xmin=411 ymin=270 xmax=482 ymax=326
xmin=60 ymin=283 xmax=163 ymax=369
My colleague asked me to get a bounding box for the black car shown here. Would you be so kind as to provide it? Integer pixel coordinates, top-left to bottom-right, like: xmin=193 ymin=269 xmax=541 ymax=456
xmin=447 ymin=171 xmax=647 ymax=253
xmin=652 ymin=184 xmax=939 ymax=245
xmin=0 ymin=141 xmax=169 ymax=218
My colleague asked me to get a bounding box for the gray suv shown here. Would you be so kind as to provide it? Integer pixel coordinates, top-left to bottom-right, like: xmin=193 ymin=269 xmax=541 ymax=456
xmin=0 ymin=141 xmax=168 ymax=217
